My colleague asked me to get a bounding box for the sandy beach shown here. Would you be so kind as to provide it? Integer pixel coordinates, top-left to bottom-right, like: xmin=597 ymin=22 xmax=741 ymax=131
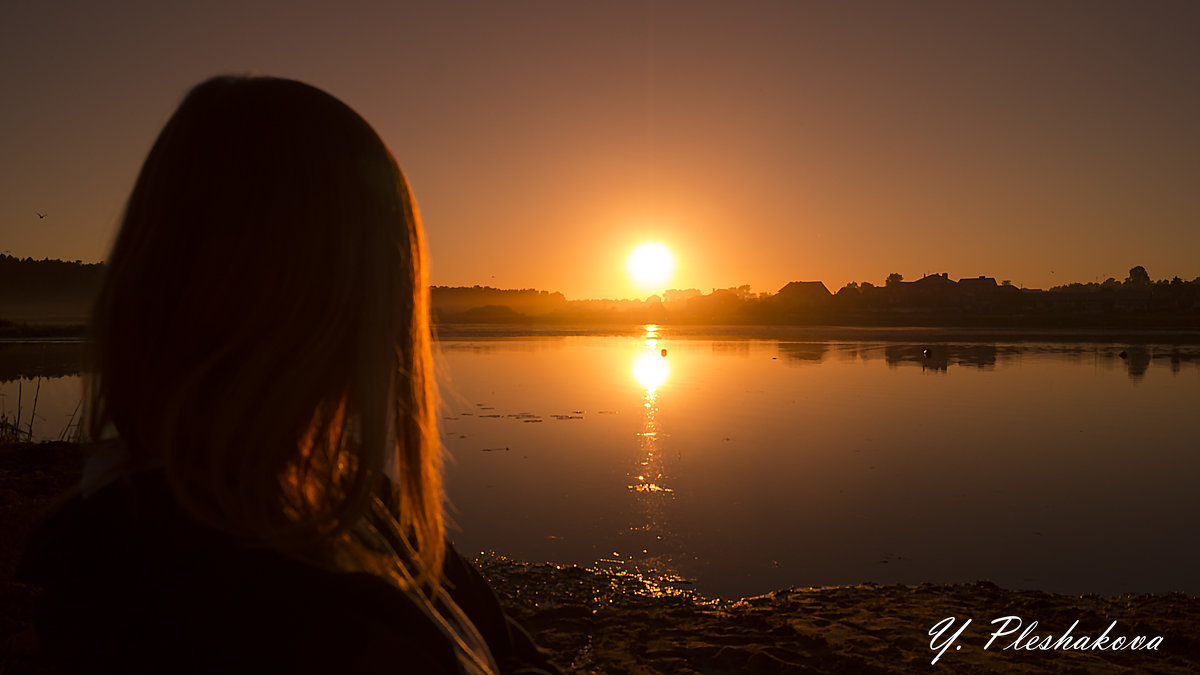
xmin=2 ymin=441 xmax=1197 ymax=674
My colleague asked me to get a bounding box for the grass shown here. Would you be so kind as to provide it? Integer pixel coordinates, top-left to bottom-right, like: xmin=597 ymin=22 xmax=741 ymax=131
xmin=0 ymin=377 xmax=78 ymax=444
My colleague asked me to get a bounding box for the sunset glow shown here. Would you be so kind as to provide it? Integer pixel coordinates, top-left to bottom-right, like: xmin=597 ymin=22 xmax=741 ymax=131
xmin=3 ymin=4 xmax=1199 ymax=298
xmin=627 ymin=243 xmax=675 ymax=290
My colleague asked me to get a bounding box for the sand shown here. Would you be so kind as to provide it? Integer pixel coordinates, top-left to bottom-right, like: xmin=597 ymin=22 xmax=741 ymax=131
xmin=2 ymin=441 xmax=1197 ymax=674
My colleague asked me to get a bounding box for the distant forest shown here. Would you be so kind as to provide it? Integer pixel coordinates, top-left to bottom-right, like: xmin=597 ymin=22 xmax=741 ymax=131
xmin=0 ymin=255 xmax=105 ymax=326
xmin=432 ymin=266 xmax=1200 ymax=328
xmin=2 ymin=254 xmax=1199 ymax=329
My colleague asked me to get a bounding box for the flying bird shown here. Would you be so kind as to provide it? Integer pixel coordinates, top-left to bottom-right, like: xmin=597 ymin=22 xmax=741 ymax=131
xmin=36 ymin=212 xmax=47 ymax=219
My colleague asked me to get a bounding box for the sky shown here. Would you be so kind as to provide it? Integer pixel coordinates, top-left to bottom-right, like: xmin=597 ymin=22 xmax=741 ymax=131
xmin=2 ymin=1 xmax=1198 ymax=299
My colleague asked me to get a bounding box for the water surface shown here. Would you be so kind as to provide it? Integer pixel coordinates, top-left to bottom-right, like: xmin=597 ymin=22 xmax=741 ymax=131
xmin=438 ymin=329 xmax=1200 ymax=599
xmin=4 ymin=332 xmax=1197 ymax=599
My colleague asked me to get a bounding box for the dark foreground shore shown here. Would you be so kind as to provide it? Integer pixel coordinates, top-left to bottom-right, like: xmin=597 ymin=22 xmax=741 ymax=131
xmin=3 ymin=442 xmax=1197 ymax=674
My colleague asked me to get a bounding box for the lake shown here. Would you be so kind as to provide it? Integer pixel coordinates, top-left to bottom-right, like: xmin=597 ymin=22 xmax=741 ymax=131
xmin=435 ymin=327 xmax=1200 ymax=599
xmin=4 ymin=329 xmax=1198 ymax=599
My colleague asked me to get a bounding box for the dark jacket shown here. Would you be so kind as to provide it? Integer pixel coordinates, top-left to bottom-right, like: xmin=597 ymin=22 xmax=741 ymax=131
xmin=19 ymin=473 xmax=560 ymax=674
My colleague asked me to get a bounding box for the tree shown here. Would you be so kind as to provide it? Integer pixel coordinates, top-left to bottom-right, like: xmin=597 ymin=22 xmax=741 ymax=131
xmin=1125 ymin=266 xmax=1150 ymax=287
xmin=835 ymin=281 xmax=861 ymax=298
xmin=885 ymin=273 xmax=904 ymax=286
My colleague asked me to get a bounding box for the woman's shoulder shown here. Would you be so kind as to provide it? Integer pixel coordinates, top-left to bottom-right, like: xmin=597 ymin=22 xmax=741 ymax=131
xmin=20 ymin=475 xmax=463 ymax=674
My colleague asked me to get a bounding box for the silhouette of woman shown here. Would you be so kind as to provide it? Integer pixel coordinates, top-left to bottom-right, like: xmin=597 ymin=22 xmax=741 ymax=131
xmin=22 ymin=76 xmax=558 ymax=675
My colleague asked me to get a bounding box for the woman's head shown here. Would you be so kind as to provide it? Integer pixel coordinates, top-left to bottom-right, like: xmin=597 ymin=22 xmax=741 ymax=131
xmin=87 ymin=76 xmax=444 ymax=583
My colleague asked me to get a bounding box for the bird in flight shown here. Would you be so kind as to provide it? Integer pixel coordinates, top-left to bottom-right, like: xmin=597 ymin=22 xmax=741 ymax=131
xmin=36 ymin=212 xmax=47 ymax=219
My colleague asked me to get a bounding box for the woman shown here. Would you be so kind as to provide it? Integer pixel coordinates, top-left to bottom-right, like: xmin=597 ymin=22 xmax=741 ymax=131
xmin=22 ymin=76 xmax=558 ymax=675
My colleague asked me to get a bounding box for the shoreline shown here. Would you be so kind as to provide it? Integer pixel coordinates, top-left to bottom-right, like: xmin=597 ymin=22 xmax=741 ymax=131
xmin=3 ymin=442 xmax=1198 ymax=673
xmin=478 ymin=553 xmax=1200 ymax=674
xmin=434 ymin=323 xmax=1200 ymax=346
xmin=6 ymin=323 xmax=1200 ymax=344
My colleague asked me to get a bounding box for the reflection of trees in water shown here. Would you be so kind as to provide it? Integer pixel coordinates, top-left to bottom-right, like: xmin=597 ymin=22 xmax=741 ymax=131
xmin=1051 ymin=348 xmax=1093 ymax=366
xmin=776 ymin=342 xmax=828 ymax=365
xmin=1121 ymin=346 xmax=1153 ymax=380
xmin=863 ymin=341 xmax=1200 ymax=380
xmin=1112 ymin=345 xmax=1200 ymax=380
xmin=0 ymin=342 xmax=82 ymax=383
xmin=886 ymin=345 xmax=946 ymax=371
xmin=710 ymin=341 xmax=751 ymax=357
xmin=882 ymin=344 xmax=1006 ymax=371
xmin=1168 ymin=352 xmax=1187 ymax=375
xmin=832 ymin=343 xmax=864 ymax=361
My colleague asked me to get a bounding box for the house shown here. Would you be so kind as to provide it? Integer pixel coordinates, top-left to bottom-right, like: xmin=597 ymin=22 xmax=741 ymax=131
xmin=775 ymin=281 xmax=832 ymax=305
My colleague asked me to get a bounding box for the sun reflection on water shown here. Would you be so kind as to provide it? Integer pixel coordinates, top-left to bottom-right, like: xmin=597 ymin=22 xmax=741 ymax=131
xmin=614 ymin=325 xmax=680 ymax=577
xmin=632 ymin=325 xmax=669 ymax=394
xmin=632 ymin=351 xmax=669 ymax=394
xmin=629 ymin=325 xmax=672 ymax=493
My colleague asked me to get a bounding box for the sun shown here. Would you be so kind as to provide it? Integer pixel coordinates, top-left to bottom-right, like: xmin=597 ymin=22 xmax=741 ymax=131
xmin=626 ymin=242 xmax=675 ymax=289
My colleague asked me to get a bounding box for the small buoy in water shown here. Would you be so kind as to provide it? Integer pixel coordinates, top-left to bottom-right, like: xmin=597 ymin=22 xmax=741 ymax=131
xmin=1119 ymin=350 xmax=1128 ymax=359
xmin=922 ymin=348 xmax=932 ymax=359
xmin=661 ymin=348 xmax=667 ymax=357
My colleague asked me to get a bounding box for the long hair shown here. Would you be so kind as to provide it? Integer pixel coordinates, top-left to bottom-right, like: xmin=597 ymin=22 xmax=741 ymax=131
xmin=86 ymin=76 xmax=446 ymax=590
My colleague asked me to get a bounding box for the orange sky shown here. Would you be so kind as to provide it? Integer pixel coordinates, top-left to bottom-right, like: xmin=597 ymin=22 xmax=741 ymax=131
xmin=2 ymin=1 xmax=1198 ymax=299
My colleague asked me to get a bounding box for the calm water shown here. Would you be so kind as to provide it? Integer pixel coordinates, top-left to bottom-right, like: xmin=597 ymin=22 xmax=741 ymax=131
xmin=436 ymin=329 xmax=1200 ymax=599
xmin=4 ymin=332 xmax=1198 ymax=598
xmin=0 ymin=341 xmax=84 ymax=441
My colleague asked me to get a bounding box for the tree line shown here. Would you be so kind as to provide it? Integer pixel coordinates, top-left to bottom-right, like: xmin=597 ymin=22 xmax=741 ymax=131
xmin=2 ymin=256 xmax=1198 ymax=328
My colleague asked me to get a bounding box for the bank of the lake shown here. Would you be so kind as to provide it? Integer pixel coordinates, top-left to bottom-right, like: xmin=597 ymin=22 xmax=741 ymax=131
xmin=6 ymin=321 xmax=1200 ymax=344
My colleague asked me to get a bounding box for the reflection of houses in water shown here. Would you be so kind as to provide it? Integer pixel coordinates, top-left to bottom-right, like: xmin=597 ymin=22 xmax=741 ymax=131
xmin=865 ymin=342 xmax=1198 ymax=379
xmin=889 ymin=344 xmax=948 ymax=372
xmin=1104 ymin=344 xmax=1200 ymax=380
xmin=776 ymin=341 xmax=828 ymax=364
xmin=1113 ymin=343 xmax=1180 ymax=381
xmin=1118 ymin=346 xmax=1153 ymax=381
xmin=883 ymin=344 xmax=1006 ymax=372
